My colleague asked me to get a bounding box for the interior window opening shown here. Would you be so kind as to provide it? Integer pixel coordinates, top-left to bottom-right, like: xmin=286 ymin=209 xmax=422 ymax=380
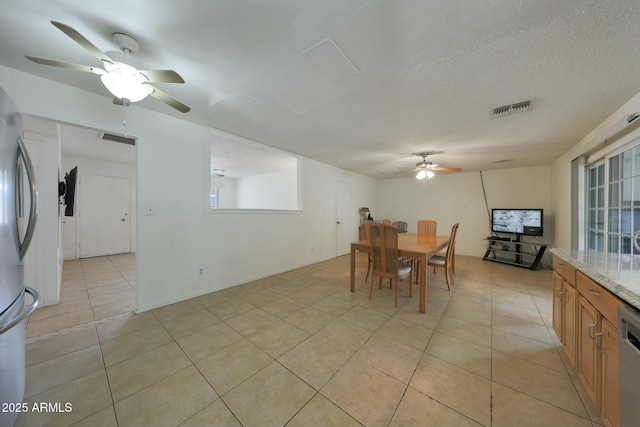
xmin=207 ymin=131 xmax=301 ymax=211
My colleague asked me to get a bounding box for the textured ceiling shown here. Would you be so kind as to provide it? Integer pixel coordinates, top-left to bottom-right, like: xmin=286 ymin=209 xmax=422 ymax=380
xmin=2 ymin=0 xmax=640 ymax=178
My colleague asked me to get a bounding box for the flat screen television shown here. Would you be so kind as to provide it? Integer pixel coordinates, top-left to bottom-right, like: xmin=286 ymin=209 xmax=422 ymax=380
xmin=491 ymin=208 xmax=543 ymax=236
xmin=63 ymin=167 xmax=77 ymax=217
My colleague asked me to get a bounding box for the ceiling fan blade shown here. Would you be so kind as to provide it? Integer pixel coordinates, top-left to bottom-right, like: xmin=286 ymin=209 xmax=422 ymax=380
xmin=147 ymin=86 xmax=190 ymax=113
xmin=25 ymin=55 xmax=105 ymax=74
xmin=430 ymin=166 xmax=462 ymax=172
xmin=51 ymin=21 xmax=113 ymax=64
xmin=138 ymin=69 xmax=185 ymax=83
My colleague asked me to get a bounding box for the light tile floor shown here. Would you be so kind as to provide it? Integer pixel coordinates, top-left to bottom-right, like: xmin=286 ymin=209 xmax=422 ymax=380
xmin=25 ymin=254 xmax=136 ymax=340
xmin=17 ymin=253 xmax=604 ymax=427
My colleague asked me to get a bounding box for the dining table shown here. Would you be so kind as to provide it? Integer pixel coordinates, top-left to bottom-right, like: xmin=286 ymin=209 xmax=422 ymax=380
xmin=349 ymin=233 xmax=450 ymax=313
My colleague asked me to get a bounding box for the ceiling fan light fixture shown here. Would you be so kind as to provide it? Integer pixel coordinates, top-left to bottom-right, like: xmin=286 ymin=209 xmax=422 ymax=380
xmin=416 ymin=169 xmax=426 ymax=180
xmin=426 ymin=170 xmax=435 ymax=179
xmin=100 ymin=62 xmax=152 ymax=102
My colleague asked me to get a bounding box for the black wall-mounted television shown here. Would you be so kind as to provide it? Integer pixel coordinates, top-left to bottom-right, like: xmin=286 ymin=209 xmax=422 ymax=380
xmin=491 ymin=208 xmax=543 ymax=236
xmin=63 ymin=167 xmax=77 ymax=217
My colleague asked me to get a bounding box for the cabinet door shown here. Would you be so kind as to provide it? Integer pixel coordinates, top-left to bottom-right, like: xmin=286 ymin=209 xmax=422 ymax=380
xmin=563 ymin=284 xmax=578 ymax=369
xmin=601 ymin=318 xmax=619 ymax=427
xmin=578 ymin=296 xmax=599 ymax=407
xmin=552 ymin=272 xmax=564 ymax=340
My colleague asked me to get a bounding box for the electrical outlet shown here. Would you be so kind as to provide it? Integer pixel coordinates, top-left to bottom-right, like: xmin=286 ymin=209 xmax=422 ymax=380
xmin=198 ymin=268 xmax=204 ymax=276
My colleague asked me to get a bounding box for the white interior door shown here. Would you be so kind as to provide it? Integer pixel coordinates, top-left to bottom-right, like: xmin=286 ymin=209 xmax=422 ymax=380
xmin=336 ymin=181 xmax=352 ymax=256
xmin=79 ymin=174 xmax=131 ymax=258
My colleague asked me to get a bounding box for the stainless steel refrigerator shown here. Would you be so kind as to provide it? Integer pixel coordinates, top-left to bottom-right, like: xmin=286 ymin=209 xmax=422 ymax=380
xmin=0 ymin=86 xmax=40 ymax=427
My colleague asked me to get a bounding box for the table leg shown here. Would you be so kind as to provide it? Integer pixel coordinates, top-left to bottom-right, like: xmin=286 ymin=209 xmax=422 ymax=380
xmin=350 ymin=245 xmax=356 ymax=292
xmin=419 ymin=254 xmax=427 ymax=313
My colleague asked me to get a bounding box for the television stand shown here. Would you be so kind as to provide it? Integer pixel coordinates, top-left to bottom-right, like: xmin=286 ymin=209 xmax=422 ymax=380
xmin=483 ymin=234 xmax=547 ymax=270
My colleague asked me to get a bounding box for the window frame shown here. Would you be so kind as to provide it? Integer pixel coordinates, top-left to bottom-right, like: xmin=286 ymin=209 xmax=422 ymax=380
xmin=586 ymin=161 xmax=605 ymax=251
xmin=205 ymin=129 xmax=303 ymax=213
xmin=584 ymin=134 xmax=640 ymax=254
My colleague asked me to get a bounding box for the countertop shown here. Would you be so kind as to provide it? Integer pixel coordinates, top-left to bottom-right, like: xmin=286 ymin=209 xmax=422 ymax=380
xmin=550 ymin=248 xmax=640 ymax=311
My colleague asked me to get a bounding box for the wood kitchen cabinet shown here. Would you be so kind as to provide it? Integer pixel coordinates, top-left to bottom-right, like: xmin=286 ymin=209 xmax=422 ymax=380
xmin=552 ymin=256 xmax=622 ymax=427
xmin=577 ymin=295 xmax=599 ymax=404
xmin=552 ymin=257 xmax=577 ymax=368
xmin=576 ymin=270 xmax=622 ymax=427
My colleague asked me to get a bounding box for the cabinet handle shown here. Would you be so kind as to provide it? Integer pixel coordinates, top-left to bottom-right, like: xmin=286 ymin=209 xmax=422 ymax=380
xmin=588 ymin=323 xmax=597 ymax=339
xmin=587 ymin=288 xmax=600 ymax=297
xmin=594 ymin=331 xmax=604 ymax=349
xmin=558 ymin=263 xmax=567 ymax=268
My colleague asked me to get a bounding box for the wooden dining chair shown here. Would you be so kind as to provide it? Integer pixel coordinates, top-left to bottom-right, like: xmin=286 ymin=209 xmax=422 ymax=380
xmin=428 ymin=222 xmax=459 ymax=290
xmin=417 ymin=219 xmax=437 ymax=235
xmin=392 ymin=221 xmax=408 ymax=233
xmin=412 ymin=219 xmax=437 ymax=282
xmin=364 ymin=220 xmax=375 ymax=281
xmin=383 ymin=218 xmax=392 ymax=225
xmin=368 ymin=224 xmax=413 ymax=307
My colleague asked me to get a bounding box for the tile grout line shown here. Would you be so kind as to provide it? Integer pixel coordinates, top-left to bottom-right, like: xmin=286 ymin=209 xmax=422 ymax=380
xmin=25 ymin=311 xmax=134 ymax=344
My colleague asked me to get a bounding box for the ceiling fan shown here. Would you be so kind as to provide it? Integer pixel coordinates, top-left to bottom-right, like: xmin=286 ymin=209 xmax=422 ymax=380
xmin=26 ymin=21 xmax=190 ymax=113
xmin=413 ymin=152 xmax=462 ymax=179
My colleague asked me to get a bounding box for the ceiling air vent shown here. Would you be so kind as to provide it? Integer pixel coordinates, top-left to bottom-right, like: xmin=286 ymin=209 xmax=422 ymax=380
xmin=492 ymin=99 xmax=532 ymax=118
xmin=99 ymin=132 xmax=136 ymax=146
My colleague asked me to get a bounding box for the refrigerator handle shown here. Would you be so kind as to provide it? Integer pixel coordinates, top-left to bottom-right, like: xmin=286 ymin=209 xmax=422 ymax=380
xmin=16 ymin=136 xmax=38 ymax=261
xmin=0 ymin=287 xmax=40 ymax=335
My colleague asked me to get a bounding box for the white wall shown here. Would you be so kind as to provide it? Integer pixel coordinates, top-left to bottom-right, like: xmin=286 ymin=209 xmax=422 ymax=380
xmin=551 ymin=91 xmax=640 ymax=249
xmin=236 ymin=169 xmax=297 ymax=210
xmin=141 ymin=146 xmax=375 ymax=311
xmin=61 ymin=156 xmax=137 ymax=258
xmin=376 ymin=166 xmax=552 ymax=257
xmin=22 ymin=135 xmax=61 ymax=307
xmin=0 ymin=66 xmax=378 ymax=313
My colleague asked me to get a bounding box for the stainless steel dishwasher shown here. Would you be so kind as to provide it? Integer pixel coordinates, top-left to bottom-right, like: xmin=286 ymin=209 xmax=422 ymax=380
xmin=619 ymin=305 xmax=640 ymax=426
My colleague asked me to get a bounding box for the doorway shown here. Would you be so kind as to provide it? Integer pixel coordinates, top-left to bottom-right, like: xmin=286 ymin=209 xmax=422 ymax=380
xmin=21 ymin=116 xmax=138 ymax=310
xmin=79 ymin=174 xmax=132 ymax=258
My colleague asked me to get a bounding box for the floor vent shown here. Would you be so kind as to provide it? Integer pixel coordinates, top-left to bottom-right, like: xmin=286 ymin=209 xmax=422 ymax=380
xmin=100 ymin=132 xmax=136 ymax=145
xmin=492 ymin=99 xmax=532 ymax=118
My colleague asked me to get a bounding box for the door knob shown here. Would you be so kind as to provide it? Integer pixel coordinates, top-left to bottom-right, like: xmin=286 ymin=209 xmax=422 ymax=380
xmin=336 ymin=221 xmax=341 ymax=224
